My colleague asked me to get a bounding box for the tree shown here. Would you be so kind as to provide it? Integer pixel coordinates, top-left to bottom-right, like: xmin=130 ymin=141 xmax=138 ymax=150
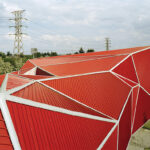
xmin=79 ymin=47 xmax=85 ymax=53
xmin=74 ymin=52 xmax=79 ymax=54
xmin=87 ymin=49 xmax=95 ymax=53
xmin=0 ymin=52 xmax=6 ymax=58
xmin=7 ymin=52 xmax=12 ymax=56
xmin=0 ymin=57 xmax=13 ymax=74
xmin=50 ymin=52 xmax=58 ymax=56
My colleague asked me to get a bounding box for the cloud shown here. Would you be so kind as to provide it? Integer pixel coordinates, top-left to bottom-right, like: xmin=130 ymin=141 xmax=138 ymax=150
xmin=1 ymin=0 xmax=150 ymax=53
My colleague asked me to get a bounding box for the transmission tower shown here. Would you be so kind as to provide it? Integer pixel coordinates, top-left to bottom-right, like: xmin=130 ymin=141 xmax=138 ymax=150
xmin=105 ymin=37 xmax=111 ymax=51
xmin=9 ymin=10 xmax=27 ymax=55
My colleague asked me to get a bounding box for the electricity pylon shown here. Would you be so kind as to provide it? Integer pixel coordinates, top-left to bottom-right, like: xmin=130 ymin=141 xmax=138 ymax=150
xmin=105 ymin=37 xmax=111 ymax=51
xmin=9 ymin=10 xmax=27 ymax=55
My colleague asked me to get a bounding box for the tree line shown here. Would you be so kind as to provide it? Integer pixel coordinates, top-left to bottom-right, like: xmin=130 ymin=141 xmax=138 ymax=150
xmin=0 ymin=47 xmax=95 ymax=74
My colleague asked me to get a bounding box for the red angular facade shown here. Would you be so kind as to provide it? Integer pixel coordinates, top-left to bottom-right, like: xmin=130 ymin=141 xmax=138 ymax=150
xmin=0 ymin=46 xmax=150 ymax=149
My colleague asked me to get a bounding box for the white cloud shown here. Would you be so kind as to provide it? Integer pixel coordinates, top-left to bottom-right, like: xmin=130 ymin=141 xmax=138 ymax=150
xmin=1 ymin=0 xmax=150 ymax=53
xmin=41 ymin=34 xmax=78 ymax=45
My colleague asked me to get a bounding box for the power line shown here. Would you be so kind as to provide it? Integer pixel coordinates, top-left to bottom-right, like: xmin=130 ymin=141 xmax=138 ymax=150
xmin=9 ymin=10 xmax=27 ymax=55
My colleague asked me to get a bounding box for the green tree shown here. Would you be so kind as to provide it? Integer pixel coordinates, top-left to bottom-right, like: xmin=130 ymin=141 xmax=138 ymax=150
xmin=0 ymin=57 xmax=13 ymax=74
xmin=87 ymin=49 xmax=95 ymax=53
xmin=79 ymin=47 xmax=85 ymax=53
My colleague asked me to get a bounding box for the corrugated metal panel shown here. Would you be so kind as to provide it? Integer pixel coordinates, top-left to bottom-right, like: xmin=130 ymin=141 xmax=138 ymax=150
xmin=115 ymin=74 xmax=137 ymax=87
xmin=42 ymin=72 xmax=131 ymax=119
xmin=0 ymin=110 xmax=13 ymax=150
xmin=113 ymin=56 xmax=138 ymax=83
xmin=30 ymin=46 xmax=149 ymax=66
xmin=132 ymin=88 xmax=150 ymax=133
xmin=132 ymin=86 xmax=139 ymax=125
xmin=102 ymin=126 xmax=118 ymax=150
xmin=12 ymin=82 xmax=109 ymax=118
xmin=30 ymin=56 xmax=94 ymax=66
xmin=0 ymin=74 xmax=5 ymax=87
xmin=19 ymin=75 xmax=52 ymax=80
xmin=30 ymin=46 xmax=149 ymax=67
xmin=7 ymin=74 xmax=31 ymax=90
xmin=133 ymin=49 xmax=150 ymax=93
xmin=118 ymin=94 xmax=131 ymax=150
xmin=7 ymin=101 xmax=114 ymax=150
xmin=19 ymin=67 xmax=35 ymax=75
xmin=21 ymin=60 xmax=35 ymax=70
xmin=40 ymin=55 xmax=127 ymax=76
xmin=11 ymin=71 xmax=19 ymax=75
xmin=36 ymin=68 xmax=53 ymax=76
xmin=70 ymin=46 xmax=149 ymax=57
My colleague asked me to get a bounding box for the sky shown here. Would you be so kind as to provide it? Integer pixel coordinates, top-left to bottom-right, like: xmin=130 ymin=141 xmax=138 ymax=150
xmin=0 ymin=0 xmax=150 ymax=54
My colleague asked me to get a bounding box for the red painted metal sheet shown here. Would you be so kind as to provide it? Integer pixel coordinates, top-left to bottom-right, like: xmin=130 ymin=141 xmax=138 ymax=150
xmin=7 ymin=74 xmax=31 ymax=90
xmin=19 ymin=75 xmax=53 ymax=80
xmin=132 ymin=88 xmax=150 ymax=133
xmin=11 ymin=71 xmax=19 ymax=75
xmin=71 ymin=46 xmax=149 ymax=57
xmin=118 ymin=94 xmax=132 ymax=150
xmin=19 ymin=67 xmax=35 ymax=75
xmin=21 ymin=60 xmax=35 ymax=70
xmin=0 ymin=110 xmax=13 ymax=150
xmin=36 ymin=67 xmax=53 ymax=76
xmin=42 ymin=72 xmax=131 ymax=119
xmin=12 ymin=82 xmax=109 ymax=118
xmin=0 ymin=74 xmax=5 ymax=87
xmin=30 ymin=47 xmax=149 ymax=67
xmin=133 ymin=49 xmax=150 ymax=93
xmin=40 ymin=55 xmax=127 ymax=76
xmin=115 ymin=74 xmax=137 ymax=87
xmin=102 ymin=126 xmax=118 ymax=150
xmin=132 ymin=86 xmax=139 ymax=126
xmin=30 ymin=56 xmax=95 ymax=66
xmin=7 ymin=101 xmax=114 ymax=150
xmin=113 ymin=56 xmax=138 ymax=83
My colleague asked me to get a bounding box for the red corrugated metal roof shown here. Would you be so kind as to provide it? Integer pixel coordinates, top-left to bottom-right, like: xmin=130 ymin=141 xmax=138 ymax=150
xmin=132 ymin=88 xmax=150 ymax=133
xmin=40 ymin=55 xmax=127 ymax=76
xmin=70 ymin=46 xmax=150 ymax=57
xmin=12 ymin=82 xmax=109 ymax=118
xmin=0 ymin=110 xmax=13 ymax=150
xmin=11 ymin=71 xmax=19 ymax=75
xmin=132 ymin=86 xmax=139 ymax=125
xmin=113 ymin=56 xmax=138 ymax=83
xmin=36 ymin=67 xmax=53 ymax=76
xmin=30 ymin=56 xmax=93 ymax=66
xmin=102 ymin=126 xmax=118 ymax=150
xmin=115 ymin=74 xmax=137 ymax=87
xmin=30 ymin=46 xmax=150 ymax=66
xmin=19 ymin=75 xmax=52 ymax=80
xmin=7 ymin=101 xmax=114 ymax=150
xmin=7 ymin=74 xmax=31 ymax=90
xmin=118 ymin=94 xmax=131 ymax=150
xmin=0 ymin=74 xmax=5 ymax=87
xmin=21 ymin=60 xmax=35 ymax=70
xmin=29 ymin=46 xmax=149 ymax=67
xmin=133 ymin=49 xmax=150 ymax=93
xmin=19 ymin=67 xmax=35 ymax=75
xmin=42 ymin=72 xmax=131 ymax=119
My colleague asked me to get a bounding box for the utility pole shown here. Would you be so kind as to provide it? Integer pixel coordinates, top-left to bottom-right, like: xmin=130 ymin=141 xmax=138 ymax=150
xmin=105 ymin=37 xmax=111 ymax=51
xmin=9 ymin=10 xmax=27 ymax=55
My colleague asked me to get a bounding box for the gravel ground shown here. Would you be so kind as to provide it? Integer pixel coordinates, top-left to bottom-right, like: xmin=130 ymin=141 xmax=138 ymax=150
xmin=127 ymin=128 xmax=150 ymax=150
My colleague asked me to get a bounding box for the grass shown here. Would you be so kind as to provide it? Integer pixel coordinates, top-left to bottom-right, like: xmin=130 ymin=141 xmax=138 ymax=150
xmin=143 ymin=120 xmax=150 ymax=130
